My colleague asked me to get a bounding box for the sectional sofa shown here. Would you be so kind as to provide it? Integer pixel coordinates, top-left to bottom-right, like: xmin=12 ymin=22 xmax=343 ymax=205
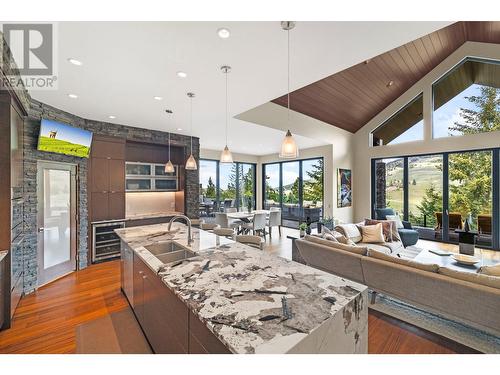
xmin=294 ymin=231 xmax=500 ymax=337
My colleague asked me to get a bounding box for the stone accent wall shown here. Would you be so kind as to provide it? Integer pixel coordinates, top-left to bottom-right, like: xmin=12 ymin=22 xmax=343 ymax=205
xmin=23 ymin=99 xmax=199 ymax=293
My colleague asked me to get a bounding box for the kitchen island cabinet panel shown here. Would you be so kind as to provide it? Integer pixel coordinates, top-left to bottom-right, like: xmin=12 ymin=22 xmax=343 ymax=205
xmin=188 ymin=311 xmax=231 ymax=354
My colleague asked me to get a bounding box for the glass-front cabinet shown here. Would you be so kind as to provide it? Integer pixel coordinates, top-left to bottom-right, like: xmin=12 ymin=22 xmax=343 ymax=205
xmin=125 ymin=162 xmax=178 ymax=192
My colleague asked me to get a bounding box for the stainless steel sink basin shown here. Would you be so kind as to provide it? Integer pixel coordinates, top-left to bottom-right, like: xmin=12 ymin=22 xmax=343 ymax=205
xmin=155 ymin=249 xmax=197 ymax=264
xmin=144 ymin=241 xmax=185 ymax=255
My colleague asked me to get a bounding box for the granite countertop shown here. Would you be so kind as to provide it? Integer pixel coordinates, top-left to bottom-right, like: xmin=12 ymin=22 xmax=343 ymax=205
xmin=0 ymin=250 xmax=8 ymax=263
xmin=115 ymin=223 xmax=367 ymax=354
xmin=91 ymin=211 xmax=184 ymax=225
xmin=125 ymin=211 xmax=184 ymax=221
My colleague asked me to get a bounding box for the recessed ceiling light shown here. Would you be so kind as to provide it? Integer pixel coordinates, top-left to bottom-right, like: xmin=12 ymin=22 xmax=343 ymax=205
xmin=153 ymin=96 xmax=163 ymax=101
xmin=176 ymin=128 xmax=183 ymax=131
xmin=68 ymin=93 xmax=78 ymax=99
xmin=217 ymin=28 xmax=230 ymax=39
xmin=176 ymin=71 xmax=187 ymax=78
xmin=67 ymin=58 xmax=83 ymax=66
xmin=108 ymin=115 xmax=116 ymax=119
xmin=386 ymin=80 xmax=394 ymax=87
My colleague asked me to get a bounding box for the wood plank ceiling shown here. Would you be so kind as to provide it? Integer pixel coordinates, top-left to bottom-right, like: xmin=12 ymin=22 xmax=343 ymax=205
xmin=272 ymin=21 xmax=500 ymax=133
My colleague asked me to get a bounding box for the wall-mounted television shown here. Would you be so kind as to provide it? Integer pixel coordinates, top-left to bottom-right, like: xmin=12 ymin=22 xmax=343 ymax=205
xmin=37 ymin=118 xmax=93 ymax=158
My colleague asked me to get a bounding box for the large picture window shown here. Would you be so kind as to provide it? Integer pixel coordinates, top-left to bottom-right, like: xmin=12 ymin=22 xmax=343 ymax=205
xmin=372 ymin=149 xmax=498 ymax=249
xmin=263 ymin=158 xmax=324 ymax=228
xmin=433 ymin=58 xmax=500 ymax=139
xmin=199 ymin=159 xmax=256 ymax=216
xmin=371 ymin=94 xmax=424 ymax=147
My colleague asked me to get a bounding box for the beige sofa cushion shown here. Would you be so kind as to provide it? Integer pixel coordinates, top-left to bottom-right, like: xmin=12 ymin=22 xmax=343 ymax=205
xmin=304 ymin=235 xmax=367 ymax=256
xmin=335 ymin=224 xmax=362 ymax=243
xmin=360 ymin=242 xmax=392 ymax=255
xmin=439 ymin=267 xmax=500 ymax=289
xmin=478 ymin=264 xmax=500 ymax=277
xmin=359 ymin=223 xmax=385 ymax=243
xmin=367 ymin=249 xmax=439 ymax=273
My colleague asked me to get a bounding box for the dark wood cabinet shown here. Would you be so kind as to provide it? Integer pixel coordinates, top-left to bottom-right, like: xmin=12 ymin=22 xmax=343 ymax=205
xmin=88 ymin=136 xmax=126 ymax=222
xmin=129 ymin=250 xmax=230 ymax=354
xmin=0 ymin=255 xmax=5 ymax=329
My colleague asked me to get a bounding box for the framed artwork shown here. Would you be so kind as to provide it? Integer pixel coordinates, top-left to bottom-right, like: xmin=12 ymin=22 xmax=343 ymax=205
xmin=337 ymin=168 xmax=352 ymax=208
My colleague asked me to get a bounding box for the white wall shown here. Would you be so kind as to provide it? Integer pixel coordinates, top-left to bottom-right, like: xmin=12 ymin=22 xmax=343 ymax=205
xmin=236 ymin=103 xmax=354 ymax=223
xmin=200 ymin=148 xmax=259 ymax=164
xmin=353 ymin=42 xmax=500 ymax=222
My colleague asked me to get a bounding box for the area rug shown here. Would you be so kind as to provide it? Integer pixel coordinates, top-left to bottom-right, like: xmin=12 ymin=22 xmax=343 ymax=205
xmin=76 ymin=308 xmax=152 ymax=354
xmin=369 ymin=292 xmax=500 ymax=353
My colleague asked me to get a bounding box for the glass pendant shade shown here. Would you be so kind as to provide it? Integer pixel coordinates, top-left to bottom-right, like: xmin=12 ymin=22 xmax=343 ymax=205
xmin=220 ymin=145 xmax=233 ymax=163
xmin=279 ymin=129 xmax=299 ymax=158
xmin=185 ymin=153 xmax=197 ymax=170
xmin=164 ymin=160 xmax=175 ymax=173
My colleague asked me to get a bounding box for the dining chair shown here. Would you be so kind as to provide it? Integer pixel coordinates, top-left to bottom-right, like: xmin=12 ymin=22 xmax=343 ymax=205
xmin=213 ymin=227 xmax=235 ymax=239
xmin=215 ymin=212 xmax=240 ymax=230
xmin=267 ymin=210 xmax=282 ymax=238
xmin=200 ymin=222 xmax=219 ymax=231
xmin=242 ymin=212 xmax=267 ymax=239
xmin=235 ymin=235 xmax=264 ymax=250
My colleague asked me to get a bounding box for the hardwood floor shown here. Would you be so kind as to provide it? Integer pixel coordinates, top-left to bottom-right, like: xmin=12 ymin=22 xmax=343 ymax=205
xmin=0 ymin=260 xmax=127 ymax=353
xmin=0 ymin=256 xmax=476 ymax=354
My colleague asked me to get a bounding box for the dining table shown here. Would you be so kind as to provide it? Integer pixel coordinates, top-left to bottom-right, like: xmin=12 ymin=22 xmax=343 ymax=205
xmin=226 ymin=210 xmax=271 ymax=234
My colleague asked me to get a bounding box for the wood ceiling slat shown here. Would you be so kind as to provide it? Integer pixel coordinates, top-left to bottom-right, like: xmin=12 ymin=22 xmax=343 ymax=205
xmin=270 ymin=22 xmax=500 ymax=133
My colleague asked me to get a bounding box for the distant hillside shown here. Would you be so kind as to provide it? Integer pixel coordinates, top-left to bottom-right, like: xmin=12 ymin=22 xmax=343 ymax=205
xmin=38 ymin=136 xmax=90 ymax=158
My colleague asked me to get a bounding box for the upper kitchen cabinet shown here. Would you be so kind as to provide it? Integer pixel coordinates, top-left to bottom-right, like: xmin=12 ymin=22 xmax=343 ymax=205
xmin=89 ymin=135 xmax=126 ymax=222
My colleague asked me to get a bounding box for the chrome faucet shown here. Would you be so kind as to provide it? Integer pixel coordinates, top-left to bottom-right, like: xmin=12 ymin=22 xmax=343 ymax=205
xmin=168 ymin=215 xmax=193 ymax=246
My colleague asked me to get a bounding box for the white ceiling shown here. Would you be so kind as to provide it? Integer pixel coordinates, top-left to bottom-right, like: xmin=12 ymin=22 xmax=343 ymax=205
xmin=30 ymin=21 xmax=450 ymax=155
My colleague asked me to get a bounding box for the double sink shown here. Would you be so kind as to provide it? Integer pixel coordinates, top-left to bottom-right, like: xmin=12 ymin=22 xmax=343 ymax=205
xmin=144 ymin=241 xmax=196 ymax=264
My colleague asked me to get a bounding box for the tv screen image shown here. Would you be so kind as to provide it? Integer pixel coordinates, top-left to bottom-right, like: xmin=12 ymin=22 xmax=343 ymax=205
xmin=38 ymin=118 xmax=93 ymax=158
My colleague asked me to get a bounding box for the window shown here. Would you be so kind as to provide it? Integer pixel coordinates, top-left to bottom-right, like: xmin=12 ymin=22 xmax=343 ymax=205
xmin=371 ymin=94 xmax=424 ymax=146
xmin=199 ymin=159 xmax=256 ymax=216
xmin=433 ymin=58 xmax=500 ymax=139
xmin=264 ymin=163 xmax=280 ymax=210
xmin=263 ymin=158 xmax=324 ymax=228
xmin=408 ymin=155 xmax=443 ymax=238
xmin=372 ymin=149 xmax=498 ymax=249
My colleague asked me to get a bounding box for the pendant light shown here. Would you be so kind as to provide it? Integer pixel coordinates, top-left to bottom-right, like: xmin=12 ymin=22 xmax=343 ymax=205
xmin=279 ymin=21 xmax=299 ymax=159
xmin=220 ymin=65 xmax=233 ymax=163
xmin=164 ymin=109 xmax=175 ymax=173
xmin=185 ymin=92 xmax=198 ymax=170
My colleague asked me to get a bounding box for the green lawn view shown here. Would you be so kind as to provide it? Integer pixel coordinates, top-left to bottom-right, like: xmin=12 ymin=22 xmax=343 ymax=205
xmin=386 ymin=156 xmax=443 ymax=224
xmin=38 ymin=136 xmax=90 ymax=158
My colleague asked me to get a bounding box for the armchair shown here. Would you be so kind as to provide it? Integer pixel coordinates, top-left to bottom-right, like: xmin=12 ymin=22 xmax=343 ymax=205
xmin=375 ymin=208 xmax=418 ymax=247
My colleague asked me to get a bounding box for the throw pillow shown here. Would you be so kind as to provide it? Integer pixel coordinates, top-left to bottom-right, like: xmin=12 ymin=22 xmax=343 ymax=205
xmin=323 ymin=233 xmax=339 ymax=242
xmin=359 ymin=223 xmax=385 ymax=243
xmin=365 ymin=219 xmax=394 ymax=242
xmin=334 ymin=224 xmax=363 ymax=243
xmin=386 ymin=214 xmax=404 ymax=229
xmin=478 ymin=264 xmax=500 ymax=277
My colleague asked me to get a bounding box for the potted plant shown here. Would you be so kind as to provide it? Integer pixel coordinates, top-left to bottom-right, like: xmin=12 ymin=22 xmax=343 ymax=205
xmin=299 ymin=223 xmax=308 ymax=238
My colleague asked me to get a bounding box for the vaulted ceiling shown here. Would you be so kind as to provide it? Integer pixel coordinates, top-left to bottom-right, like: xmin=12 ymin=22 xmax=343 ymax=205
xmin=272 ymin=21 xmax=500 ymax=133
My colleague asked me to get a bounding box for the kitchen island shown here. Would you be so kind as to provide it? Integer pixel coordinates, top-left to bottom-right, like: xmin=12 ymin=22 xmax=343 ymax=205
xmin=115 ymin=223 xmax=368 ymax=354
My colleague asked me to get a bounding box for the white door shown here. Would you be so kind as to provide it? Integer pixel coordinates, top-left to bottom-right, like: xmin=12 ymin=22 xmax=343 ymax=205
xmin=37 ymin=162 xmax=77 ymax=286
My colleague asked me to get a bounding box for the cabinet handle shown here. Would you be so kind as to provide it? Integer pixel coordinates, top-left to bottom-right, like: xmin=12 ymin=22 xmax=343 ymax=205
xmin=138 ymin=271 xmax=143 ymax=275
xmin=142 ymin=275 xmax=147 ymax=280
xmin=110 ymin=191 xmax=116 ymax=193
xmin=102 ymin=191 xmax=108 ymax=194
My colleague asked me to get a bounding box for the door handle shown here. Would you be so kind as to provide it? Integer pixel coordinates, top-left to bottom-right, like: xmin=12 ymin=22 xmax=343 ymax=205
xmin=38 ymin=227 xmax=44 ymax=233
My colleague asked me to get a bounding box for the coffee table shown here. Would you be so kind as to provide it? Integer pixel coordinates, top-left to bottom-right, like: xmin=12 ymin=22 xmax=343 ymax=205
xmin=413 ymin=248 xmax=498 ymax=273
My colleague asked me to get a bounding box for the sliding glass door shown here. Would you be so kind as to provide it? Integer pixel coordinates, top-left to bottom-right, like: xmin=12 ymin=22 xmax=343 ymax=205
xmin=263 ymin=158 xmax=324 ymax=228
xmin=372 ymin=149 xmax=498 ymax=250
xmin=408 ymin=155 xmax=443 ymax=241
xmin=448 ymin=150 xmax=492 ymax=247
xmin=199 ymin=159 xmax=256 ymax=215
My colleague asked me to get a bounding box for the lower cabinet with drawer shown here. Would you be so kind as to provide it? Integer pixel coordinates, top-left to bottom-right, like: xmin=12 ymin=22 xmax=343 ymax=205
xmin=129 ymin=250 xmax=231 ymax=354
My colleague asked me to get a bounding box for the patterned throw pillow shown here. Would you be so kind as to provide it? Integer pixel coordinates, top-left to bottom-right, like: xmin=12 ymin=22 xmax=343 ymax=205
xmin=364 ymin=218 xmax=394 ymax=242
xmin=322 ymin=227 xmax=353 ymax=244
